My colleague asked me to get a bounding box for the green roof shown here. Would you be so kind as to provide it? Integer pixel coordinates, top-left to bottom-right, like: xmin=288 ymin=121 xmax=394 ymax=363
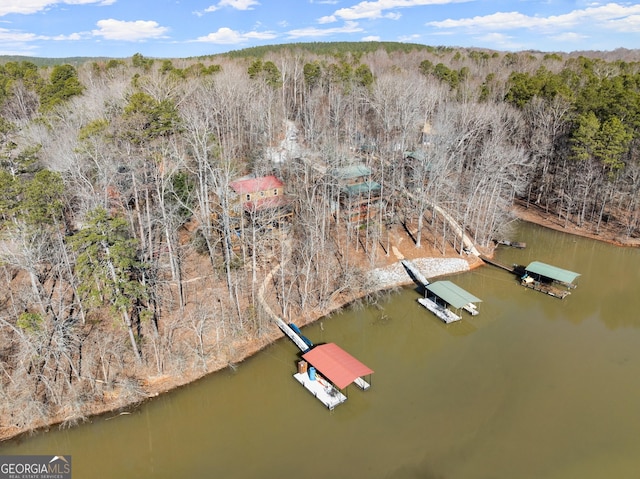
xmin=332 ymin=164 xmax=371 ymax=180
xmin=342 ymin=181 xmax=381 ymax=196
xmin=425 ymin=281 xmax=482 ymax=309
xmin=525 ymin=261 xmax=580 ymax=284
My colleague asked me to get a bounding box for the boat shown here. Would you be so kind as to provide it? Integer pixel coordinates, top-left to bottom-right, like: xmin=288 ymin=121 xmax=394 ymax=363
xmin=288 ymin=323 xmax=313 ymax=348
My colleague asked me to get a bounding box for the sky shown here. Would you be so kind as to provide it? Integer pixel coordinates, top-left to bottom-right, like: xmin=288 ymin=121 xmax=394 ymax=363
xmin=0 ymin=0 xmax=638 ymax=58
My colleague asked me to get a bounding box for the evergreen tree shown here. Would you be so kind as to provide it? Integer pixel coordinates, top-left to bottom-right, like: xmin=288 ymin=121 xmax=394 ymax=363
xmin=570 ymin=111 xmax=600 ymax=162
xmin=67 ymin=207 xmax=148 ymax=362
xmin=594 ymin=116 xmax=632 ymax=174
xmin=39 ymin=64 xmax=84 ymax=111
xmin=303 ymin=61 xmax=322 ymax=89
xmin=122 ymin=91 xmax=181 ymax=141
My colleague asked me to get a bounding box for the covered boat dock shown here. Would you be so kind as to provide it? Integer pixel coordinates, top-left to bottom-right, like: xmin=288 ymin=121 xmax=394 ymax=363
xmin=521 ymin=261 xmax=580 ymax=299
xmin=293 ymin=343 xmax=374 ymax=410
xmin=418 ymin=280 xmax=482 ymax=323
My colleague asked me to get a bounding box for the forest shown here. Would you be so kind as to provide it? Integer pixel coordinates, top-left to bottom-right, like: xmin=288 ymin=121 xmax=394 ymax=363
xmin=0 ymin=42 xmax=638 ymax=437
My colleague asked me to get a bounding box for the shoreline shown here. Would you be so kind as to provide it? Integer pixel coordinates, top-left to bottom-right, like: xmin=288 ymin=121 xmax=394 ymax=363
xmin=4 ymin=205 xmax=634 ymax=444
xmin=0 ymin=252 xmax=478 ymax=444
xmin=513 ymin=201 xmax=640 ymax=248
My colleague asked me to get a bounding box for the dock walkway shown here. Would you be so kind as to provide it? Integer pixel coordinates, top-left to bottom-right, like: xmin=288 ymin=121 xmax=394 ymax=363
xmin=293 ymin=372 xmax=347 ymax=410
xmin=479 ymin=255 xmax=515 ymax=273
xmin=401 ymin=259 xmax=430 ymax=288
xmin=417 ymin=297 xmax=461 ymax=324
xmin=273 ymin=317 xmax=310 ymax=352
xmin=496 ymin=240 xmax=526 ymax=249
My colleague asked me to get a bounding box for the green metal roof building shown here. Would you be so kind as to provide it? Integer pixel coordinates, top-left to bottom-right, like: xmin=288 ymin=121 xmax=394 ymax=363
xmin=425 ymin=281 xmax=482 ymax=309
xmin=524 ymin=261 xmax=580 ymax=285
xmin=341 ymin=181 xmax=381 ymax=196
xmin=331 ymin=164 xmax=372 ymax=180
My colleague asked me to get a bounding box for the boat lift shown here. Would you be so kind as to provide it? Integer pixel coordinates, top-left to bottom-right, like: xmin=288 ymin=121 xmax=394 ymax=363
xmin=418 ymin=280 xmax=482 ymax=323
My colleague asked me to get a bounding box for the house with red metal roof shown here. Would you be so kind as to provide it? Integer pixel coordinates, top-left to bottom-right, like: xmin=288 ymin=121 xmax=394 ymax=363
xmin=228 ymin=174 xmax=292 ymax=229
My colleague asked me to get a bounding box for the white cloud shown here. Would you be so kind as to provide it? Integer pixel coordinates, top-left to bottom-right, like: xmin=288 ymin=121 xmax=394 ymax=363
xmin=221 ymin=0 xmax=259 ymax=8
xmin=398 ymin=33 xmax=421 ymax=42
xmin=0 ymin=0 xmax=114 ymax=17
xmin=204 ymin=0 xmax=259 ymax=13
xmin=287 ymin=21 xmax=364 ymax=38
xmin=324 ymin=0 xmax=470 ymax=22
xmin=429 ymin=11 xmax=541 ymax=30
xmin=474 ymin=32 xmax=524 ymax=50
xmin=0 ymin=26 xmax=83 ymax=42
xmin=608 ymin=13 xmax=640 ymax=33
xmin=0 ymin=25 xmax=84 ymax=55
xmin=195 ymin=27 xmax=277 ymax=44
xmin=65 ymin=0 xmax=114 ymax=4
xmin=51 ymin=32 xmax=83 ymax=40
xmin=427 ymin=3 xmax=640 ymax=33
xmin=550 ymin=32 xmax=588 ymax=43
xmin=318 ymin=15 xmax=337 ymax=24
xmin=0 ymin=27 xmax=39 ymax=42
xmin=362 ymin=35 xmax=381 ymax=41
xmin=92 ymin=19 xmax=169 ymax=41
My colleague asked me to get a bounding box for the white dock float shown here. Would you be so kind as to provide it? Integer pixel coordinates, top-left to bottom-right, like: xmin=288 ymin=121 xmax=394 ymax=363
xmin=463 ymin=303 xmax=479 ymax=316
xmin=293 ymin=373 xmax=347 ymax=410
xmin=353 ymin=377 xmax=370 ymax=390
xmin=417 ymin=297 xmax=461 ymax=324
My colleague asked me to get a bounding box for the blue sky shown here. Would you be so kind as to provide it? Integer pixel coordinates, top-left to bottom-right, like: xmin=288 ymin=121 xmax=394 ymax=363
xmin=0 ymin=0 xmax=638 ymax=58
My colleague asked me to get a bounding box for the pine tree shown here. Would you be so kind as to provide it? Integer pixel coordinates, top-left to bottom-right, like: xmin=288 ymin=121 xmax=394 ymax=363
xmin=67 ymin=207 xmax=148 ymax=362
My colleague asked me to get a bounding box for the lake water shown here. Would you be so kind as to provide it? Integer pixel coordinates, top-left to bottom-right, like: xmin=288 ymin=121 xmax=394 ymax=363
xmin=2 ymin=221 xmax=640 ymax=478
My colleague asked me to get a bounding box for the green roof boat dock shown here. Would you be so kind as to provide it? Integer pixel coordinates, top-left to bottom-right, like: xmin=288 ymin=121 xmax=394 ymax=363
xmin=480 ymin=255 xmax=580 ymax=299
xmin=520 ymin=261 xmax=580 ymax=298
xmin=418 ymin=280 xmax=482 ymax=324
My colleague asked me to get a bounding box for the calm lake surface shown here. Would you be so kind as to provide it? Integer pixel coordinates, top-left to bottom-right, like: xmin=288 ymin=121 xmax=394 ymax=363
xmin=3 ymin=221 xmax=640 ymax=478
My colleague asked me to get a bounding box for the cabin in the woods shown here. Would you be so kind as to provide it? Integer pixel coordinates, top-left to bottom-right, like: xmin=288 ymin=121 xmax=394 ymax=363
xmin=228 ymin=175 xmax=292 ymax=231
xmin=403 ymin=150 xmax=433 ymax=188
xmin=330 ymin=163 xmax=382 ymax=223
xmin=421 ymin=120 xmax=441 ymax=146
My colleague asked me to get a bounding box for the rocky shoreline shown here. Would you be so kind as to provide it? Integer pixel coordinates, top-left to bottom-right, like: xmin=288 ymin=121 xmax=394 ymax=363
xmin=365 ymin=256 xmax=473 ymax=292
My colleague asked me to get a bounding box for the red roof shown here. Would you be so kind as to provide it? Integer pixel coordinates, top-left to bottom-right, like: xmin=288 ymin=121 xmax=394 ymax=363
xmin=230 ymin=175 xmax=284 ymax=194
xmin=302 ymin=343 xmax=374 ymax=389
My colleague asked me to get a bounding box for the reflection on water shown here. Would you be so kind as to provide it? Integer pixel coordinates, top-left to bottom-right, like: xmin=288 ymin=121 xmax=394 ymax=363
xmin=2 ymin=221 xmax=640 ymax=478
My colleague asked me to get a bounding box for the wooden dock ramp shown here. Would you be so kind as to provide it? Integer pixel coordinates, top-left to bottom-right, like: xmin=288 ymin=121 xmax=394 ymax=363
xmin=401 ymin=259 xmax=430 ymax=288
xmin=273 ymin=316 xmax=310 ymax=352
xmin=479 ymin=255 xmax=516 ymax=273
